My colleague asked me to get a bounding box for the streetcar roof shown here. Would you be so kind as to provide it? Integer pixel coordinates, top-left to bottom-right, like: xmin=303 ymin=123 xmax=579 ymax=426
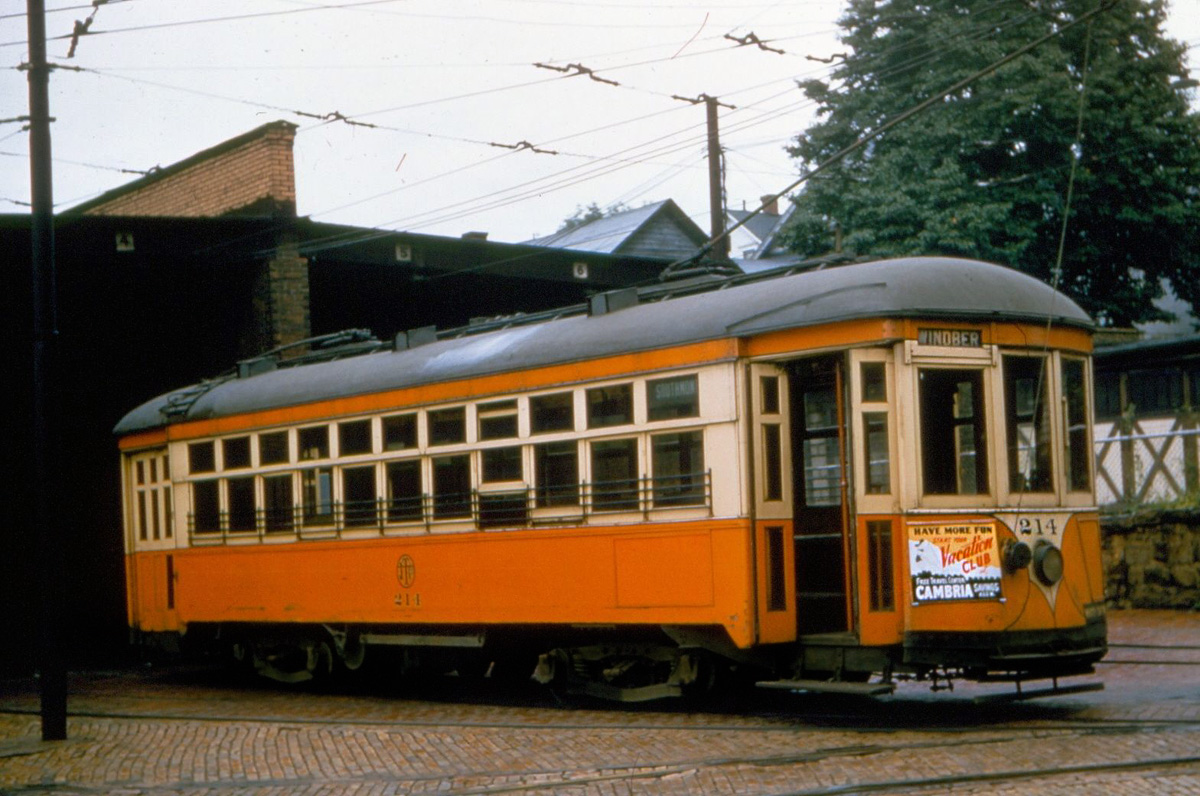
xmin=114 ymin=256 xmax=1092 ymax=435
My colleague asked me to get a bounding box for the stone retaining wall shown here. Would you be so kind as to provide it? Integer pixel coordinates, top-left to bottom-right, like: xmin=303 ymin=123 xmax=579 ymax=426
xmin=1102 ymin=508 xmax=1200 ymax=609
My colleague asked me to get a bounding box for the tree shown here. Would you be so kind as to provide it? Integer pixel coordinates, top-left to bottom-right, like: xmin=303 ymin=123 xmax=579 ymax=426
xmin=557 ymin=202 xmax=627 ymax=233
xmin=785 ymin=0 xmax=1200 ymax=327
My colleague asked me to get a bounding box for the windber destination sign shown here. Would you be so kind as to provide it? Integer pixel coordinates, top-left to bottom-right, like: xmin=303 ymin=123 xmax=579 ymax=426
xmin=907 ymin=522 xmax=1001 ymax=603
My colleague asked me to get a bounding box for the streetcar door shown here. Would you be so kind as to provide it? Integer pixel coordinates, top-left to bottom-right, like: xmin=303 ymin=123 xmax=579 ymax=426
xmin=788 ymin=355 xmax=852 ymax=635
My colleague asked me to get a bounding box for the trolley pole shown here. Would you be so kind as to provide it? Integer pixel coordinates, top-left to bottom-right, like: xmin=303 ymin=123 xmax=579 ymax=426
xmin=26 ymin=0 xmax=67 ymax=742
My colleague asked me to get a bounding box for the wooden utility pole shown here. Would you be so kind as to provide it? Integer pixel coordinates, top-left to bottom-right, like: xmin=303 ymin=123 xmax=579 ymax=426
xmin=703 ymin=95 xmax=730 ymax=262
xmin=672 ymin=93 xmax=735 ymax=264
xmin=26 ymin=0 xmax=67 ymax=742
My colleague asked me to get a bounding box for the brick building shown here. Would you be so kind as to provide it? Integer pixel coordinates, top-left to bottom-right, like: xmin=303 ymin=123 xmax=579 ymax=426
xmin=2 ymin=122 xmax=679 ymax=673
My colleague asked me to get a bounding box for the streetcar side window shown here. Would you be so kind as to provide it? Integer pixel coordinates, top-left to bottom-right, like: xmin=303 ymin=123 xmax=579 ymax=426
xmin=301 ymin=467 xmax=334 ymax=525
xmin=386 ymin=460 xmax=423 ymax=522
xmin=919 ymin=368 xmax=988 ymax=495
xmin=647 ymin=375 xmax=699 ymax=420
xmin=478 ymin=400 xmax=519 ymax=440
xmin=191 ymin=480 xmax=220 ymax=533
xmin=587 ymin=384 xmax=633 ymax=428
xmin=342 ymin=465 xmax=378 ymax=526
xmin=863 ymin=413 xmax=890 ymax=495
xmin=338 ymin=419 xmax=373 ymax=457
xmin=432 ymin=454 xmax=471 ymax=518
xmin=263 ymin=474 xmax=294 ymax=532
xmin=428 ymin=407 xmax=466 ymax=446
xmin=481 ymin=445 xmax=523 ymax=482
xmin=1062 ymin=357 xmax=1092 ymax=492
xmin=382 ymin=414 xmax=418 ymax=451
xmin=1003 ymin=355 xmax=1053 ymax=493
xmin=298 ymin=426 xmax=330 ymax=460
xmin=222 ymin=437 xmax=251 ymax=470
xmin=188 ymin=441 xmax=215 ymax=474
xmin=590 ymin=438 xmax=639 ymax=509
xmin=259 ymin=431 xmax=290 ymax=465
xmin=535 ymin=441 xmax=579 ymax=507
xmin=227 ymin=476 xmax=256 ymax=532
xmin=531 ymin=392 xmax=574 ymax=434
xmin=651 ymin=431 xmax=705 ymax=507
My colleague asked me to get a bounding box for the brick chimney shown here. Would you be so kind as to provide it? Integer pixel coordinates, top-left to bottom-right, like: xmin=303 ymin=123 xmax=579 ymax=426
xmin=760 ymin=194 xmax=780 ymax=216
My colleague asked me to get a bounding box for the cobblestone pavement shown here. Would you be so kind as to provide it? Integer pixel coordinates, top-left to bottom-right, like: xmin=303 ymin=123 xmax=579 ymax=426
xmin=1 ymin=610 xmax=1197 ymax=795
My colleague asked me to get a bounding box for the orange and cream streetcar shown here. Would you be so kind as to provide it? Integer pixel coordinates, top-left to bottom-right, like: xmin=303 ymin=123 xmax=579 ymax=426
xmin=116 ymin=256 xmax=1106 ymax=700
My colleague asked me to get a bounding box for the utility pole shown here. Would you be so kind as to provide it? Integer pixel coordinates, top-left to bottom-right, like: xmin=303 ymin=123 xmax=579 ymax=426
xmin=25 ymin=0 xmax=67 ymax=742
xmin=703 ymin=95 xmax=731 ymax=263
xmin=673 ymin=93 xmax=734 ymax=264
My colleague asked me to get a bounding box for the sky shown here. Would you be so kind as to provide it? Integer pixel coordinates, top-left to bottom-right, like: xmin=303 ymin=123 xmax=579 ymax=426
xmin=2 ymin=0 xmax=1198 ymax=245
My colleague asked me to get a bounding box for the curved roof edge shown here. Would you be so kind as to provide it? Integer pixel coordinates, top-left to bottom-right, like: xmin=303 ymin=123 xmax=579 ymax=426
xmin=115 ymin=257 xmax=1092 ymax=436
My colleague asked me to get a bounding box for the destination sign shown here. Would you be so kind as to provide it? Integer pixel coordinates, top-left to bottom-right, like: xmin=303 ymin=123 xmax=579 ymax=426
xmin=917 ymin=328 xmax=982 ymax=348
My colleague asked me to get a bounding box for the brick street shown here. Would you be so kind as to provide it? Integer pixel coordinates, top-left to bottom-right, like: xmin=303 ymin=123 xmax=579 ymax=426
xmin=1 ymin=609 xmax=1197 ymax=795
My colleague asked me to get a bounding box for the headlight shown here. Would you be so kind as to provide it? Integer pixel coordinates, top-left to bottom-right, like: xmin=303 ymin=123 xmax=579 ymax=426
xmin=1032 ymin=541 xmax=1064 ymax=586
xmin=1002 ymin=540 xmax=1032 ymax=573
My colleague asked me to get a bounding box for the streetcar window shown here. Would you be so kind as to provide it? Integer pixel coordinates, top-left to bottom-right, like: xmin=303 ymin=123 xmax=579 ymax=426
xmin=222 ymin=436 xmax=251 ymax=470
xmin=863 ymin=412 xmax=890 ymax=494
xmin=301 ymin=467 xmax=334 ymax=525
xmin=188 ymin=441 xmax=215 ymax=474
xmin=298 ymin=426 xmax=330 ymax=460
xmin=861 ymin=362 xmax=887 ymax=403
xmin=191 ymin=480 xmax=220 ymax=534
xmin=802 ymin=437 xmax=841 ymax=506
xmin=919 ymin=369 xmax=988 ymax=495
xmin=478 ymin=492 xmax=528 ymax=529
xmin=763 ymin=425 xmax=783 ymax=502
xmin=342 ymin=465 xmax=378 ymax=526
xmin=867 ymin=519 xmax=895 ymax=611
xmin=432 ymin=455 xmax=471 ymax=519
xmin=647 ymin=375 xmax=699 ymax=420
xmin=761 ymin=376 xmax=780 ymax=415
xmin=531 ymin=392 xmax=574 ymax=434
xmin=138 ymin=492 xmax=148 ymax=541
xmin=259 ymin=431 xmax=290 ymax=465
xmin=382 ymin=414 xmax=417 ymax=451
xmin=428 ymin=407 xmax=466 ymax=446
xmin=227 ymin=476 xmax=256 ymax=532
xmin=481 ymin=445 xmax=523 ymax=482
xmin=386 ymin=460 xmax=423 ymax=522
xmin=766 ymin=526 xmax=787 ymax=612
xmin=478 ymin=400 xmax=518 ymax=440
xmin=1062 ymin=358 xmax=1092 ymax=492
xmin=338 ymin=420 xmax=373 ymax=456
xmin=651 ymin=431 xmax=705 ymax=507
xmin=587 ymin=384 xmax=633 ymax=428
xmin=535 ymin=441 xmax=578 ymax=507
xmin=263 ymin=474 xmax=293 ymax=533
xmin=136 ymin=460 xmax=145 ymax=486
xmin=1003 ymin=356 xmax=1053 ymax=493
xmin=590 ymin=438 xmax=639 ymax=510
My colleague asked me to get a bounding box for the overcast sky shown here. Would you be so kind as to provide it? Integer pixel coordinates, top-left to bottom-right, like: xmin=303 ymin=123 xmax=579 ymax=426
xmin=2 ymin=0 xmax=1197 ymax=244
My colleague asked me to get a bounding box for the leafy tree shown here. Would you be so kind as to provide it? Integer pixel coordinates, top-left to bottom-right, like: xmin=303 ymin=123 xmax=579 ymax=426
xmin=557 ymin=202 xmax=627 ymax=233
xmin=785 ymin=0 xmax=1200 ymax=327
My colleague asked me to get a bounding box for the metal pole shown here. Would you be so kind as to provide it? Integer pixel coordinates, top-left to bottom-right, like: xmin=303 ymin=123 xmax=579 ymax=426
xmin=704 ymin=95 xmax=730 ymax=262
xmin=26 ymin=0 xmax=67 ymax=742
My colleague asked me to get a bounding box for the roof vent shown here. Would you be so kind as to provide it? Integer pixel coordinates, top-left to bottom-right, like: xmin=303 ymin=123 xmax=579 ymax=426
xmin=589 ymin=287 xmax=639 ymax=316
xmin=237 ymin=356 xmax=278 ymax=378
xmin=395 ymin=325 xmax=438 ymax=350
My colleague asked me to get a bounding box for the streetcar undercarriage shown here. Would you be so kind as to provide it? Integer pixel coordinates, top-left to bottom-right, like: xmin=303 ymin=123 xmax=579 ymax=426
xmin=138 ymin=618 xmax=1107 ymax=703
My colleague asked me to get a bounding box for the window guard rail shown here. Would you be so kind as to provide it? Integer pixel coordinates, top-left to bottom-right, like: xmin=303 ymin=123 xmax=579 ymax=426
xmin=187 ymin=470 xmax=712 ymax=545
